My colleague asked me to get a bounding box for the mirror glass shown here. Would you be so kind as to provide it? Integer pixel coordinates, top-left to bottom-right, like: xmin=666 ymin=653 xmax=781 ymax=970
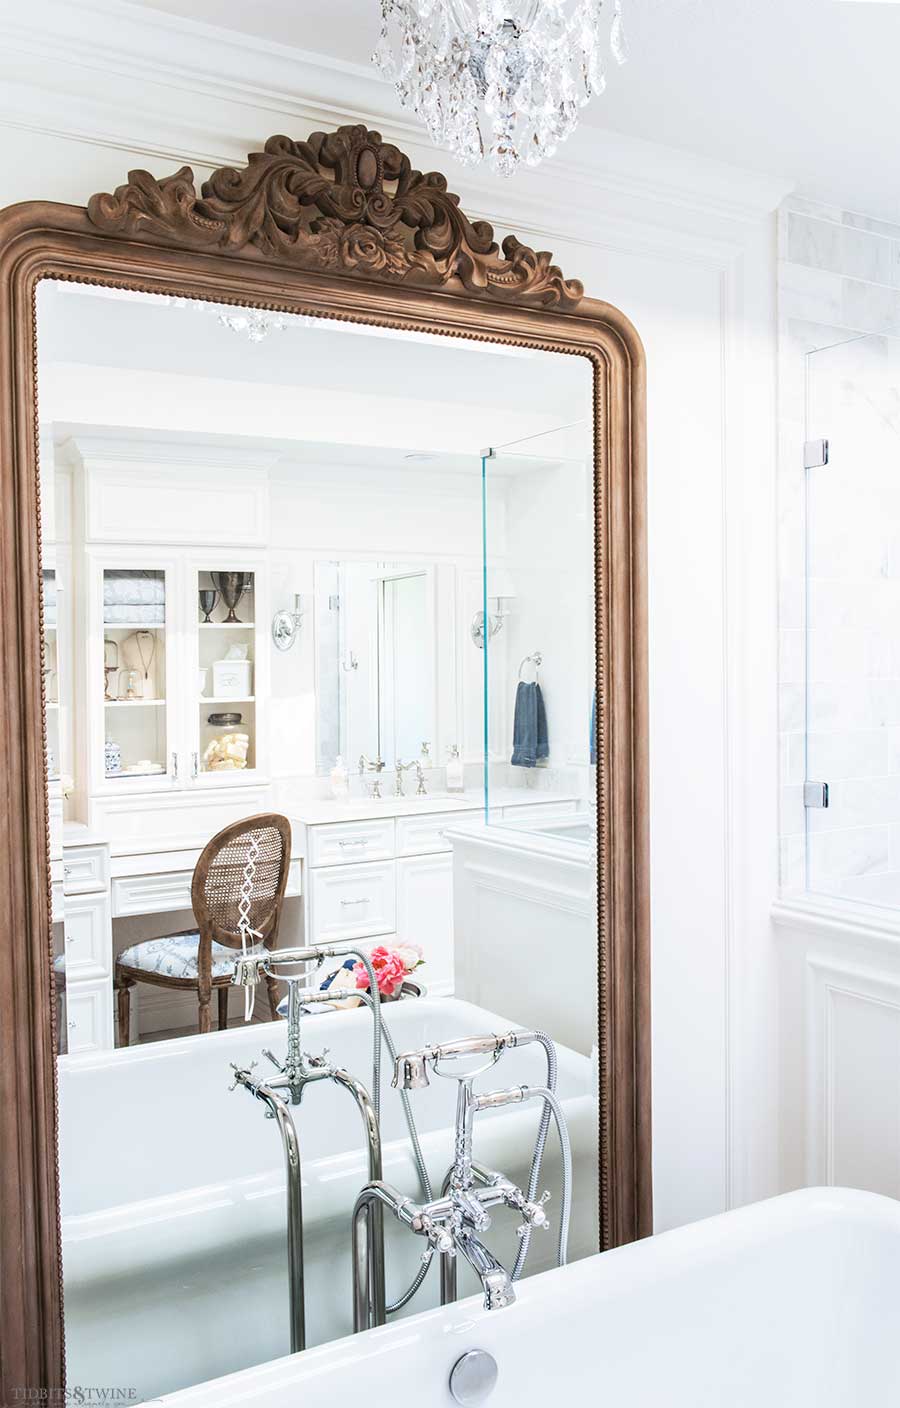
xmin=36 ymin=279 xmax=595 ymax=1402
xmin=314 ymin=559 xmax=443 ymax=772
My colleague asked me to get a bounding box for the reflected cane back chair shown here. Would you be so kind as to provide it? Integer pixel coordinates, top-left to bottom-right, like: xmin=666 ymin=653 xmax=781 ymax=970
xmin=114 ymin=813 xmax=291 ymax=1044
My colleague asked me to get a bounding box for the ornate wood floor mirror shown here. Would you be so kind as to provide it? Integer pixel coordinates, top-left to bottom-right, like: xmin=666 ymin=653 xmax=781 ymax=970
xmin=0 ymin=124 xmax=650 ymax=1398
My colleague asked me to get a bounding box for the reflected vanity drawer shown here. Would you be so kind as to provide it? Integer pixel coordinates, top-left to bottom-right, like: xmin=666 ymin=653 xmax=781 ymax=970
xmin=63 ymin=892 xmax=112 ymax=980
xmin=63 ymin=844 xmax=109 ymax=895
xmin=308 ymin=819 xmax=395 ymax=868
xmin=111 ymin=858 xmax=302 ymax=917
xmin=309 ymin=861 xmax=396 ymax=943
xmin=396 ymin=810 xmax=477 ymax=856
xmin=64 ymin=979 xmax=114 ymax=1054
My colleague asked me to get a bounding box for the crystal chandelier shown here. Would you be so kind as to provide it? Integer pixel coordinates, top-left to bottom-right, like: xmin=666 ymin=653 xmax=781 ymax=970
xmin=217 ymin=309 xmax=288 ymax=343
xmin=372 ymin=0 xmax=627 ymax=176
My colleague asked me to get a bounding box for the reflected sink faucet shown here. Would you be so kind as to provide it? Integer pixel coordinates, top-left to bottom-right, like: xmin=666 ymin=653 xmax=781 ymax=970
xmin=359 ymin=754 xmax=385 ymax=799
xmin=394 ymin=759 xmax=427 ymax=797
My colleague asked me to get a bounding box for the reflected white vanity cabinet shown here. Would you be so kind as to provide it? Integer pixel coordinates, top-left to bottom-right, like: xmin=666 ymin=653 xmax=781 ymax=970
xmin=61 ymin=831 xmax=114 ymax=1054
xmin=63 ymin=439 xmax=272 ymax=841
xmin=297 ymin=798 xmax=576 ymax=996
xmin=301 ymin=813 xmax=460 ymax=994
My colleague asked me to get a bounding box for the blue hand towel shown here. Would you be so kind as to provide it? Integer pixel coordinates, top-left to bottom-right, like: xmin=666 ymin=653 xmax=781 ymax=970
xmin=511 ymin=681 xmax=549 ymax=768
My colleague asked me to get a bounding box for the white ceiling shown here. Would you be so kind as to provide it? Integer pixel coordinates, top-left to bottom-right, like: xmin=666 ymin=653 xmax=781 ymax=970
xmin=129 ymin=0 xmax=900 ymax=222
xmin=36 ymin=281 xmax=591 ymax=463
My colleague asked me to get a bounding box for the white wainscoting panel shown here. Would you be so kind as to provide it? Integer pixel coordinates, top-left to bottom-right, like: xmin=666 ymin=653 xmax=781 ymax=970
xmin=806 ymin=954 xmax=900 ymax=1197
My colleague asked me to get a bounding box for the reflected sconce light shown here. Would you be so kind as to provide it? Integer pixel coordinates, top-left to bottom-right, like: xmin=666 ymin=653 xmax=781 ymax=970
xmin=272 ymin=594 xmax=304 ymax=652
xmin=470 ymin=571 xmax=516 ymax=649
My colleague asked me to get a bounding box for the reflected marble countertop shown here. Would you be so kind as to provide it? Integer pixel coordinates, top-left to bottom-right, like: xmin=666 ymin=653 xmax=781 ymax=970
xmin=288 ymin=788 xmax=578 ymax=827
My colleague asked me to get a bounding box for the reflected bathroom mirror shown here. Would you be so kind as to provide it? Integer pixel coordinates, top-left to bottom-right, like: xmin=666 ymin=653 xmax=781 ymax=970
xmin=36 ymin=276 xmax=606 ymax=1400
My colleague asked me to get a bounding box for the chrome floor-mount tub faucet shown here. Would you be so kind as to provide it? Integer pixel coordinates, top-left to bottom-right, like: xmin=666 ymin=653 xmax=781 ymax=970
xmin=351 ymin=1029 xmax=572 ymax=1331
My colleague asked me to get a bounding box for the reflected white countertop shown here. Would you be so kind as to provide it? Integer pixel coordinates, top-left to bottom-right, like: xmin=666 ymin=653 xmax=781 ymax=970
xmin=288 ymin=788 xmax=578 ymax=826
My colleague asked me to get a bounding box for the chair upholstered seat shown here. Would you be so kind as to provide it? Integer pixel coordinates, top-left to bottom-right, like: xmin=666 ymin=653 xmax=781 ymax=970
xmin=118 ymin=933 xmax=266 ymax=982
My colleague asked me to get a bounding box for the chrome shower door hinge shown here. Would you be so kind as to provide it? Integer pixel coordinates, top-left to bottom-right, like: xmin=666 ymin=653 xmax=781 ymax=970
xmin=803 ymin=781 xmax=829 ymax=809
xmin=803 ymin=438 xmax=829 ymax=469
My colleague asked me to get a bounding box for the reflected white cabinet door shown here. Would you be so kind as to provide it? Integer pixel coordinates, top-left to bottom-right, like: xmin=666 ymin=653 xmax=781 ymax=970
xmin=397 ymin=852 xmax=453 ymax=995
xmin=309 ymin=861 xmax=396 ymax=943
xmin=64 ymin=892 xmax=112 ymax=980
xmin=65 ymin=979 xmax=114 ymax=1054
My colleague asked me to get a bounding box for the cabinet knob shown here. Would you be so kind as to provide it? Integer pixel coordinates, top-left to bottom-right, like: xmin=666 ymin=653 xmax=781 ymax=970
xmin=191 ymin=751 xmax=199 ymax=780
xmin=171 ymin=751 xmax=179 ymax=782
xmin=340 ymin=897 xmax=369 ymax=907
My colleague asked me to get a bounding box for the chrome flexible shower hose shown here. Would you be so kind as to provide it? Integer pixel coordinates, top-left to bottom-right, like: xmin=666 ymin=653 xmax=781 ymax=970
xmin=511 ymin=1030 xmax=558 ymax=1280
xmin=344 ymin=950 xmax=383 ymax=1121
xmin=356 ymin=989 xmax=435 ymax=1314
xmin=525 ymin=1086 xmax=572 ymax=1271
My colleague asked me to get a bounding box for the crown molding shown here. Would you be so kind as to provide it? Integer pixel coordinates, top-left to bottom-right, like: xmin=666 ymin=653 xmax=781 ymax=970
xmin=0 ymin=0 xmax=793 ymax=242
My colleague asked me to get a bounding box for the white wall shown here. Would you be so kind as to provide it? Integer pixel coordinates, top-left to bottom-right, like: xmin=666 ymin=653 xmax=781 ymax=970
xmin=1 ymin=0 xmax=791 ymax=1231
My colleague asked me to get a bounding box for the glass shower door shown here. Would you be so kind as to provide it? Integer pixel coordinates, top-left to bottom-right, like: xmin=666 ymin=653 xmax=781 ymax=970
xmin=804 ymin=331 xmax=900 ymax=908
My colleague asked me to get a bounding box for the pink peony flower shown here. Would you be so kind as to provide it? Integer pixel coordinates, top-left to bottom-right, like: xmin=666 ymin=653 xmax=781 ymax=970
xmin=354 ymin=945 xmax=416 ymax=998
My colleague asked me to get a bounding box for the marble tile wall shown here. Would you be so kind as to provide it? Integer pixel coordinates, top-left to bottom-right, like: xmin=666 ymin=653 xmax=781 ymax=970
xmin=779 ymin=198 xmax=900 ymax=908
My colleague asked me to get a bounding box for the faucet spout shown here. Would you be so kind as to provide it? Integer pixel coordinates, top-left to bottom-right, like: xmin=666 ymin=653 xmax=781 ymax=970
xmin=454 ymin=1227 xmax=516 ymax=1310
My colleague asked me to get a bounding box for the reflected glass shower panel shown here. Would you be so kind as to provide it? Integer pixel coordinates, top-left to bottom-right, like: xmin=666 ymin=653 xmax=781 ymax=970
xmin=804 ymin=332 xmax=900 ymax=907
xmin=480 ymin=422 xmax=596 ymax=829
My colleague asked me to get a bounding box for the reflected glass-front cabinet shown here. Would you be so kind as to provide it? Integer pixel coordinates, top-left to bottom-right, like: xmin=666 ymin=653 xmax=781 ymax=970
xmin=83 ymin=548 xmax=268 ymax=804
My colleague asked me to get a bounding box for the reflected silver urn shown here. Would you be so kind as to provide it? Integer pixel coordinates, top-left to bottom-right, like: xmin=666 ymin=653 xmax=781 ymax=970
xmin=211 ymin=572 xmax=251 ymax=624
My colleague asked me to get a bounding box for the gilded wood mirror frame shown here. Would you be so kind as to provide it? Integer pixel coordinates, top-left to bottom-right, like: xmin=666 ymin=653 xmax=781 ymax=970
xmin=0 ymin=124 xmax=650 ymax=1398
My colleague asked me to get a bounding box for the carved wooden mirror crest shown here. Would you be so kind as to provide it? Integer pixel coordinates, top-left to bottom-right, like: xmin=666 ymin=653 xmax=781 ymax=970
xmin=86 ymin=125 xmax=584 ymax=309
xmin=0 ymin=122 xmax=649 ymax=1400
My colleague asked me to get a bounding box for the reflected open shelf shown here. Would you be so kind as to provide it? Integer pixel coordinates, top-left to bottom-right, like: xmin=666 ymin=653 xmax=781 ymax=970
xmin=105 ymin=699 xmax=166 ymax=707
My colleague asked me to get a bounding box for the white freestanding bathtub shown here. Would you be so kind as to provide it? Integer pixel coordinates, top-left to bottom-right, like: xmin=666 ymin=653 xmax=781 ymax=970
xmin=58 ymin=996 xmax=596 ymax=1403
xmin=156 ymin=1187 xmax=900 ymax=1407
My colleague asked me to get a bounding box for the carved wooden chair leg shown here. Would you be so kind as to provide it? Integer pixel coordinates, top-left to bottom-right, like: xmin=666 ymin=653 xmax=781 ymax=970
xmin=217 ymin=986 xmax=229 ymax=1031
xmin=116 ymin=979 xmax=133 ymax=1048
xmin=265 ymin=972 xmax=281 ymax=1022
xmin=198 ymin=987 xmax=212 ymax=1035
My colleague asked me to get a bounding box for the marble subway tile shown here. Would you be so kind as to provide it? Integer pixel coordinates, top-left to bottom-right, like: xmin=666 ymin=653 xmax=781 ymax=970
xmin=843 ymin=210 xmax=900 ymax=242
xmin=869 ymin=680 xmax=900 ymax=728
xmin=779 ymin=833 xmax=806 ymax=891
xmin=778 ymin=261 xmax=844 ymax=326
xmin=807 ymin=728 xmax=888 ymax=781
xmin=780 ymin=784 xmax=806 ymax=837
xmin=808 ymin=825 xmax=889 ymax=884
xmin=784 ymin=730 xmax=807 ymax=786
xmin=842 ymin=278 xmax=900 ymax=337
xmin=779 ymin=628 xmax=804 ymax=685
xmin=778 ymin=577 xmax=804 ymax=632
xmin=807 ymin=628 xmax=870 ymax=683
xmin=836 ymin=870 xmax=900 ymax=905
xmin=779 ymin=682 xmax=805 ymax=733
xmin=789 ymin=213 xmax=893 ymax=284
xmin=807 ymin=680 xmax=872 ymax=732
xmin=808 ymin=775 xmax=900 ymax=833
xmin=786 ymin=196 xmax=844 ymax=223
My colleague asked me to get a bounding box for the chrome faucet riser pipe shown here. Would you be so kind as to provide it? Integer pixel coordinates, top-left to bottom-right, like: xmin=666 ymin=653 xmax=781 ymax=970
xmin=232 ymin=1045 xmax=385 ymax=1351
xmin=352 ymin=1182 xmax=413 ymax=1332
xmin=234 ymin=1074 xmax=306 ymax=1353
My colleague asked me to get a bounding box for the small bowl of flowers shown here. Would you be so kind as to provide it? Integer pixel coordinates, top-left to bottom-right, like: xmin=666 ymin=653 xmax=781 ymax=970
xmin=353 ymin=944 xmax=425 ymax=1001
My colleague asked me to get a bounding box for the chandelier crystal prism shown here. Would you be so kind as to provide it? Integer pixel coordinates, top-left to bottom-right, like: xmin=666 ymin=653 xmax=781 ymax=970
xmin=372 ymin=0 xmax=628 ymax=176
